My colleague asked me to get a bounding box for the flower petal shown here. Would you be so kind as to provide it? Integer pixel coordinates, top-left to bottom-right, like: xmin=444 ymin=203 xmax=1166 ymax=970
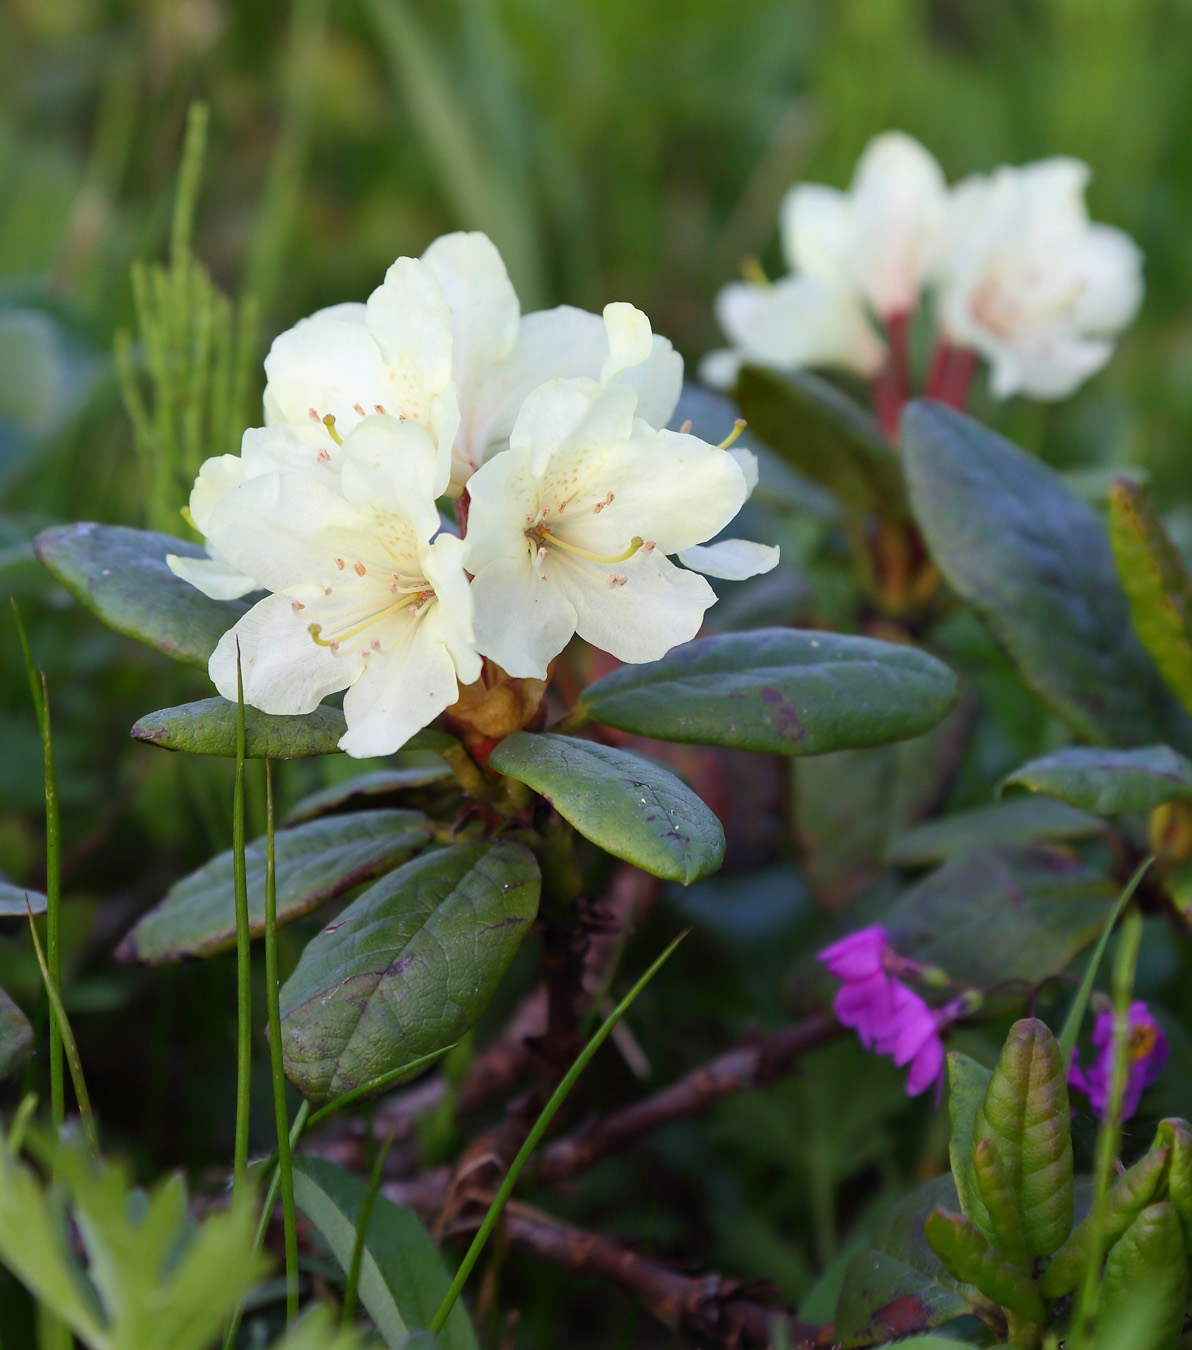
xmin=422 ymin=230 xmax=520 ymax=393
xmin=780 ymin=183 xmax=856 ymax=284
xmin=263 ymin=308 xmax=391 ymax=431
xmin=339 ymin=612 xmax=463 ymax=757
xmin=167 ymin=553 xmax=258 ymax=601
xmin=209 ymin=588 xmax=362 ymax=715
xmin=471 ymin=556 xmax=579 ymax=680
xmin=679 ymin=539 xmax=780 ymax=580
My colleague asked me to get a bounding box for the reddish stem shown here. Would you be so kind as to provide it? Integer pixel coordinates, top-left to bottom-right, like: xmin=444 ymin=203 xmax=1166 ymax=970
xmin=872 ymin=311 xmax=912 ymax=442
xmin=871 ymin=367 xmax=901 ymax=441
xmin=456 ymin=489 xmax=471 ymax=538
xmin=941 ymin=348 xmax=977 ymax=411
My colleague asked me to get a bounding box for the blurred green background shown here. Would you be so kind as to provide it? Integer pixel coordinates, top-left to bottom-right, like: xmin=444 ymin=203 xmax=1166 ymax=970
xmin=3 ymin=0 xmax=1192 ymax=1341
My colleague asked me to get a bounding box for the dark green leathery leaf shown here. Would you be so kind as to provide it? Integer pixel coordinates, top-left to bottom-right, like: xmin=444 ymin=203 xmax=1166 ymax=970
xmin=571 ymin=628 xmax=958 ymax=755
xmin=132 ymin=698 xmax=346 ymax=758
xmin=972 ymin=1019 xmax=1073 ymax=1259
xmin=120 ymin=809 xmax=433 ymax=964
xmin=1041 ymin=1145 xmax=1170 ymax=1299
xmin=735 ymin=363 xmax=905 ymax=518
xmin=488 ymin=732 xmax=724 ymax=884
xmin=1090 ymin=1202 xmax=1187 ymax=1350
xmin=883 ymin=845 xmax=1117 ymax=990
xmin=132 ymin=698 xmax=459 ymax=759
xmin=33 ymin=522 xmax=249 ymax=666
xmin=1001 ymin=744 xmax=1192 ymax=816
xmin=833 ymin=1174 xmax=987 ymax=1347
xmin=284 ymin=766 xmax=457 ymax=825
xmin=886 ymin=796 xmax=1102 ymax=866
xmin=291 ymin=1157 xmax=477 ymax=1350
xmin=923 ymin=1208 xmax=1045 ymax=1323
xmin=279 ymin=841 xmax=540 ymax=1103
xmin=901 ymin=402 xmax=1191 ymax=750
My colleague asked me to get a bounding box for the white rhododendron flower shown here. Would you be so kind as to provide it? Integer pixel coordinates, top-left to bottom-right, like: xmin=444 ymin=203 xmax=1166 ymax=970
xmin=935 ymin=157 xmax=1143 ymax=400
xmin=464 ymin=378 xmax=777 ymax=680
xmin=702 ymin=131 xmax=947 ymax=387
xmin=263 ymin=231 xmax=682 ymax=495
xmin=166 ymin=424 xmax=335 ymax=599
xmin=203 ymin=416 xmax=480 ymax=757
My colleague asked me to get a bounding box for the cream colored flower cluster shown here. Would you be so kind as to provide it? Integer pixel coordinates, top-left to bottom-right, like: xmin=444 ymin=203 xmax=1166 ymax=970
xmin=703 ymin=132 xmax=1143 ymax=403
xmin=168 ymin=233 xmax=776 ymax=757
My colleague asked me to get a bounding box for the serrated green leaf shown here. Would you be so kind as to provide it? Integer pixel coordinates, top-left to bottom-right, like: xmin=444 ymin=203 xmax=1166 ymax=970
xmin=280 ymin=840 xmax=539 ymax=1102
xmin=33 ymin=522 xmax=248 ymax=667
xmin=1091 ymin=1201 xmax=1187 ymax=1350
xmin=1001 ymin=744 xmax=1192 ymax=816
xmin=1041 ymin=1144 xmax=1170 ymax=1299
xmin=0 ymin=880 xmax=47 ymax=915
xmin=573 ymin=628 xmax=958 ymax=755
xmin=901 ymin=402 xmax=1191 ymax=749
xmin=735 ymin=364 xmax=905 ymax=518
xmin=924 ymin=1207 xmax=1044 ymax=1321
xmin=886 ymin=797 xmax=1102 ymax=867
xmin=1109 ymin=478 xmax=1192 ymax=716
xmin=488 ymin=732 xmax=724 ymax=884
xmin=291 ymin=1156 xmax=477 ymax=1350
xmin=973 ymin=1019 xmax=1073 ymax=1259
xmin=120 ymin=809 xmax=433 ymax=964
xmin=884 ymin=845 xmax=1117 ymax=989
xmin=947 ymin=1052 xmax=993 ymax=1236
xmin=833 ymin=1174 xmax=986 ymax=1348
xmin=0 ymin=984 xmax=32 ymax=1082
xmin=0 ymin=1126 xmax=267 ymax=1350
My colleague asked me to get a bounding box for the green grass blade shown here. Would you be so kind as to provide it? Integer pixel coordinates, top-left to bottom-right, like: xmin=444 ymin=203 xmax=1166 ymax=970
xmin=11 ymin=600 xmax=63 ymax=1131
xmin=1058 ymin=855 xmax=1153 ymax=1066
xmin=429 ymin=929 xmax=689 ymax=1334
xmin=233 ymin=644 xmax=251 ymax=1199
xmin=342 ymin=1131 xmax=395 ymax=1330
xmin=264 ymin=761 xmax=300 ymax=1321
xmin=25 ymin=904 xmax=97 ymax=1156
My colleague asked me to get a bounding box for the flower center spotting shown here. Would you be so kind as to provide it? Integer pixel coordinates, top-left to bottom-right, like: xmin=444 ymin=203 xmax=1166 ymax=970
xmin=302 ymin=558 xmax=436 ymax=656
xmin=523 ymin=496 xmax=653 ymax=588
xmin=1127 ymin=1021 xmax=1159 ymax=1063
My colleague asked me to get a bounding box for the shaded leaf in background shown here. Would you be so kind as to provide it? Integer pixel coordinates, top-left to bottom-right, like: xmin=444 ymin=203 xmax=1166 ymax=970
xmin=291 ymin=1156 xmax=477 ymax=1350
xmin=1001 ymin=744 xmax=1192 ymax=816
xmin=489 ymin=732 xmax=724 ymax=884
xmin=280 ymin=840 xmax=539 ymax=1101
xmin=575 ymin=628 xmax=958 ymax=755
xmin=885 ymin=796 xmax=1103 ymax=867
xmin=902 ymin=402 xmax=1190 ymax=749
xmin=735 ymin=364 xmax=905 ymax=518
xmin=33 ymin=523 xmax=249 ymax=667
xmin=120 ymin=809 xmax=433 ymax=964
xmin=833 ymin=1174 xmax=985 ymax=1348
xmin=0 ymin=985 xmax=32 ymax=1081
xmin=793 ymin=708 xmax=965 ymax=906
xmin=0 ymin=882 xmax=47 ymax=915
xmin=285 ymin=766 xmax=456 ymax=825
xmin=883 ymin=845 xmax=1117 ymax=990
xmin=1109 ymin=477 xmax=1192 ymax=715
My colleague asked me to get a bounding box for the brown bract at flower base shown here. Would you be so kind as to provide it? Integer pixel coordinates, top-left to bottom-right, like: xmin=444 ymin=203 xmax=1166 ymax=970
xmin=443 ymin=657 xmax=552 ymax=766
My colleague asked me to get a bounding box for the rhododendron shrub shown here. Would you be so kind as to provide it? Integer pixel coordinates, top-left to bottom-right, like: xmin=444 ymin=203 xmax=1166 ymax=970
xmin=11 ymin=117 xmax=1192 ymax=1350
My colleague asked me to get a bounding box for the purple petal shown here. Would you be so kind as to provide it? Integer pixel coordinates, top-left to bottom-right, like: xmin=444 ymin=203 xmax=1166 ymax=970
xmin=818 ymin=925 xmax=890 ymax=980
xmin=905 ymin=1033 xmax=945 ymax=1096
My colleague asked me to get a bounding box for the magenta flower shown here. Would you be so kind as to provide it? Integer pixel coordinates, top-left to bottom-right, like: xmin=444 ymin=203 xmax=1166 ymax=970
xmin=818 ymin=925 xmax=946 ymax=1097
xmin=1069 ymin=1001 xmax=1168 ymax=1122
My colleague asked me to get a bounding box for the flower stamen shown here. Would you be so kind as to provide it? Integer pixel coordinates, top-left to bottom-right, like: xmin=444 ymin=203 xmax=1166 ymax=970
xmin=322 ymin=414 xmax=344 ymax=446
